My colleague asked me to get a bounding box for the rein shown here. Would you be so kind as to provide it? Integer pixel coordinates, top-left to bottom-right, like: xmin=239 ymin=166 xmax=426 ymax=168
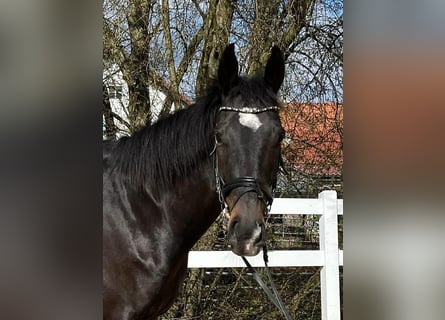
xmin=211 ymin=105 xmax=293 ymax=319
xmin=242 ymin=247 xmax=293 ymax=320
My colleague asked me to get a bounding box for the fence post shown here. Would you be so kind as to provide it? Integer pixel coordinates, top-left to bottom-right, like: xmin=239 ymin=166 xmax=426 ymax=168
xmin=319 ymin=190 xmax=341 ymax=320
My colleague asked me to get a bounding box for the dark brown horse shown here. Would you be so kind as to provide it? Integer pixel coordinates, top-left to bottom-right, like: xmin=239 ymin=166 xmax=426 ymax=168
xmin=103 ymin=44 xmax=285 ymax=319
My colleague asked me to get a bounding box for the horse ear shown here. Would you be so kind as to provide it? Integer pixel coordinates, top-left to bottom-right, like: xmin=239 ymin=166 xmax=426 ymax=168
xmin=264 ymin=45 xmax=285 ymax=93
xmin=218 ymin=43 xmax=239 ymax=95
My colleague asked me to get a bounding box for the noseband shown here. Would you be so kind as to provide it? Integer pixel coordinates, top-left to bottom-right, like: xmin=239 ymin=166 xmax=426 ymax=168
xmin=212 ymin=105 xmax=279 ymax=214
xmin=221 ymin=176 xmax=273 ymax=212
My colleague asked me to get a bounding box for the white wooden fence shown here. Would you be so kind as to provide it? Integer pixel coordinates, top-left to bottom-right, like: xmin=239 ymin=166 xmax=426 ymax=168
xmin=188 ymin=190 xmax=343 ymax=320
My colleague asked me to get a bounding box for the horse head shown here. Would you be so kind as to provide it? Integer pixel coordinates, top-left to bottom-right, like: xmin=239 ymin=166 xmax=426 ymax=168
xmin=214 ymin=44 xmax=285 ymax=256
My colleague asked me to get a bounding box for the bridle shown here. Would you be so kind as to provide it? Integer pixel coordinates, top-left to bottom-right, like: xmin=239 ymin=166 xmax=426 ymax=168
xmin=210 ymin=104 xmax=293 ymax=320
xmin=212 ymin=105 xmax=279 ymax=215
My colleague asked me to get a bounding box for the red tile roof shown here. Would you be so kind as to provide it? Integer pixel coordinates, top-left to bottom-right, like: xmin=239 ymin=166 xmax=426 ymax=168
xmin=280 ymin=102 xmax=343 ymax=176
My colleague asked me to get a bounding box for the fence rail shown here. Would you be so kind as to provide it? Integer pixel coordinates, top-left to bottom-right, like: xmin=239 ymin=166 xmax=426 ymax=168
xmin=188 ymin=190 xmax=343 ymax=320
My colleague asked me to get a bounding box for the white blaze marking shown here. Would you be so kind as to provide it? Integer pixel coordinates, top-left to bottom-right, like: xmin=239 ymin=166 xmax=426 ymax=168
xmin=238 ymin=113 xmax=262 ymax=131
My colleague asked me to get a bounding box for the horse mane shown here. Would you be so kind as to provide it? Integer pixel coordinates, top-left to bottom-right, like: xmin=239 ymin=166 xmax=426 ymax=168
xmin=108 ymin=81 xmax=220 ymax=195
xmin=108 ymin=76 xmax=279 ymax=196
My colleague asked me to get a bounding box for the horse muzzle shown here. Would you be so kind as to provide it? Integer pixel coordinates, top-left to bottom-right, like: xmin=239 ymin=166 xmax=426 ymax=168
xmin=218 ymin=176 xmax=272 ymax=256
xmin=226 ymin=197 xmax=266 ymax=256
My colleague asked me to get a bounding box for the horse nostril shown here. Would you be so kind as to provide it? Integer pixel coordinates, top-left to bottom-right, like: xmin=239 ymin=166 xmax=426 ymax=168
xmin=230 ymin=219 xmax=239 ymax=232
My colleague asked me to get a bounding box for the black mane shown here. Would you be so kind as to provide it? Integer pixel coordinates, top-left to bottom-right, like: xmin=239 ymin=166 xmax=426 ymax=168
xmin=107 ymin=76 xmax=279 ymax=196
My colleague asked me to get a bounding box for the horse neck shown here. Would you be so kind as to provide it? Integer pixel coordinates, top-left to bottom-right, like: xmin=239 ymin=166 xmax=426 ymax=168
xmin=164 ymin=158 xmax=221 ymax=251
xmin=119 ymin=101 xmax=221 ymax=250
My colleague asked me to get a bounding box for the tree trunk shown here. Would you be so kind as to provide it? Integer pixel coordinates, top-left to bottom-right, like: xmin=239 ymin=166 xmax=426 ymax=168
xmin=196 ymin=0 xmax=235 ymax=95
xmin=247 ymin=0 xmax=281 ymax=74
xmin=247 ymin=0 xmax=313 ymax=74
xmin=103 ymin=84 xmax=117 ymax=139
xmin=161 ymin=0 xmax=181 ymax=111
xmin=125 ymin=0 xmax=154 ymax=132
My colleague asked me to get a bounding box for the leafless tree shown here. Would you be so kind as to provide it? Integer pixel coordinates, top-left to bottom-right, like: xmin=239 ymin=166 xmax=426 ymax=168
xmin=103 ymin=0 xmax=342 ymax=132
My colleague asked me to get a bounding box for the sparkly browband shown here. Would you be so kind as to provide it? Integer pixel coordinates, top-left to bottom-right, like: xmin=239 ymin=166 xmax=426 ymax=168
xmin=218 ymin=105 xmax=279 ymax=113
